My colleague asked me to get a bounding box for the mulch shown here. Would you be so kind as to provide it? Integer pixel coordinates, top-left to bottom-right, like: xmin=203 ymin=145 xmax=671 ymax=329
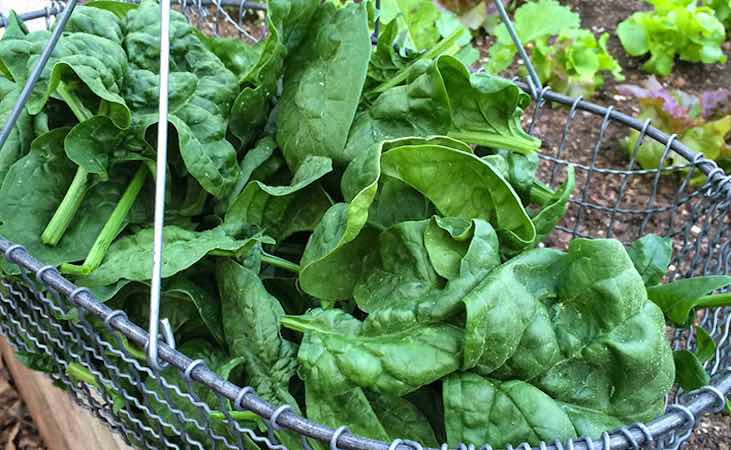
xmin=0 ymin=356 xmax=46 ymax=450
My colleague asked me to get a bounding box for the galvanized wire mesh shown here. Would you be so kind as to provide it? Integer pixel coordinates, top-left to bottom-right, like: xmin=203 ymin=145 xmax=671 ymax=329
xmin=0 ymin=2 xmax=729 ymax=450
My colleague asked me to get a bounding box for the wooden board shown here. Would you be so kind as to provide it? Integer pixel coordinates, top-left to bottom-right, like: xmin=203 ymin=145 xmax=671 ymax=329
xmin=0 ymin=338 xmax=136 ymax=450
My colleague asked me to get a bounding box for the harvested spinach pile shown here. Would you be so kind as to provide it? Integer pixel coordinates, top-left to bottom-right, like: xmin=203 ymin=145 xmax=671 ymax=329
xmin=0 ymin=0 xmax=726 ymax=448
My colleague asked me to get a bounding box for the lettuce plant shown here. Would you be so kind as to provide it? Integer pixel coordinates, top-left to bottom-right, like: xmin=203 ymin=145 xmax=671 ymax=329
xmin=486 ymin=0 xmax=624 ymax=98
xmin=617 ymin=0 xmax=727 ymax=76
xmin=617 ymin=77 xmax=731 ymax=177
xmin=708 ymin=0 xmax=731 ymax=30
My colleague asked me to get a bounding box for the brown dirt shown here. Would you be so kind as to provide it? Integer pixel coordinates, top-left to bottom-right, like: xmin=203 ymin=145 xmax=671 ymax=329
xmin=0 ymin=356 xmax=46 ymax=450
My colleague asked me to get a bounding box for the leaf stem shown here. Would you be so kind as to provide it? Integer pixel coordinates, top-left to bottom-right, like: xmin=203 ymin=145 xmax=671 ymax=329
xmin=121 ymin=338 xmax=147 ymax=361
xmin=42 ymin=82 xmax=94 ymax=246
xmin=57 ymin=81 xmax=93 ymax=123
xmin=61 ymin=164 xmax=148 ymax=275
xmin=208 ymin=410 xmax=260 ymax=422
xmin=261 ymin=252 xmax=300 ymax=273
xmin=66 ymin=362 xmax=97 ymax=386
xmin=694 ymin=292 xmax=731 ymax=309
xmin=41 ymin=166 xmax=89 ymax=245
xmin=371 ymin=28 xmax=466 ymax=95
xmin=447 ymin=130 xmax=541 ymax=154
xmin=66 ymin=362 xmax=124 ymax=407
xmin=528 ymin=184 xmax=555 ymax=206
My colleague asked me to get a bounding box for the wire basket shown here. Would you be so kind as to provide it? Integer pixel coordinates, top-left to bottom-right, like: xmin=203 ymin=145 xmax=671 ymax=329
xmin=0 ymin=1 xmax=729 ymax=450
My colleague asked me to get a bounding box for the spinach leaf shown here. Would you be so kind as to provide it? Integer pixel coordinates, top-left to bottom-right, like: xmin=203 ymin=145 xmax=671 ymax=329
xmin=646 ymin=275 xmax=731 ymax=326
xmin=380 ymin=139 xmax=535 ymax=246
xmin=367 ymin=177 xmax=432 ymax=230
xmin=64 ymin=115 xmax=128 ymax=180
xmin=165 ymin=274 xmax=225 ymax=345
xmin=627 ymin=234 xmax=673 ymax=287
xmin=447 ymin=239 xmax=674 ymax=447
xmin=353 ymin=220 xmax=441 ymax=313
xmin=361 ymin=217 xmax=501 ymax=335
xmin=79 ymin=223 xmax=269 ymax=289
xmin=281 ymin=308 xmax=462 ymax=396
xmin=305 ymin=383 xmax=438 ymax=446
xmin=217 ymin=259 xmax=298 ymax=407
xmin=277 ymin=2 xmax=371 ymax=169
xmin=217 ymin=259 xmax=302 ymax=449
xmin=673 ymin=325 xmax=715 ymax=391
xmin=529 ymin=165 xmax=575 ymax=245
xmin=227 ymin=6 xmax=287 ymax=147
xmin=347 ymin=55 xmax=540 ymax=156
xmin=0 ymin=129 xmax=131 ymax=272
xmin=298 ymin=144 xmax=381 ymax=302
xmin=299 ymin=136 xmax=536 ymax=302
xmin=124 ymin=0 xmax=240 ymax=199
xmin=268 ymin=0 xmax=319 ymax=52
xmin=0 ymin=77 xmax=33 ymax=184
xmin=226 ymin=155 xmax=333 ymax=241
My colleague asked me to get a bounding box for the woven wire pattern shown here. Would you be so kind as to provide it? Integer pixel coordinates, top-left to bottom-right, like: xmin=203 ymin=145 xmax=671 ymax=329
xmin=0 ymin=2 xmax=729 ymax=450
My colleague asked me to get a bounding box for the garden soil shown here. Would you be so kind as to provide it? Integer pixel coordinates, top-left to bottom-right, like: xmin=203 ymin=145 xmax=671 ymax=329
xmin=0 ymin=355 xmax=45 ymax=450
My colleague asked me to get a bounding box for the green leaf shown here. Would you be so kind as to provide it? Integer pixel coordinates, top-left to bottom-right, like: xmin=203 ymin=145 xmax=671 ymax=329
xmin=305 ymin=383 xmax=438 ymax=446
xmin=349 ymin=55 xmax=540 ymax=156
xmin=379 ymin=0 xmax=441 ymax=51
xmin=529 ymin=165 xmax=575 ymax=245
xmin=64 ymin=115 xmax=127 ymax=180
xmin=616 ymin=17 xmax=649 ymax=56
xmin=627 ymin=234 xmax=673 ymax=287
xmin=446 ymin=238 xmax=674 ymax=447
xmin=298 ymin=144 xmax=381 ymax=301
xmin=305 ymin=384 xmax=390 ymax=442
xmin=281 ymin=308 xmax=462 ymax=396
xmin=487 ymin=0 xmax=580 ymax=74
xmin=360 ymin=217 xmax=501 ymax=335
xmin=79 ymin=223 xmax=269 ymax=288
xmin=617 ymin=3 xmax=726 ymax=76
xmin=124 ymin=1 xmax=241 ymax=199
xmin=0 ymin=77 xmax=33 ymax=184
xmin=444 ymin=373 xmax=578 ymax=447
xmin=0 ymin=129 xmax=134 ymax=272
xmin=165 ymin=274 xmax=225 ymax=346
xmin=268 ymin=0 xmax=319 ymax=52
xmin=226 ymin=155 xmax=333 ymax=241
xmin=380 ymin=140 xmax=535 ymax=246
xmin=216 ymin=258 xmax=302 ymax=449
xmin=84 ymin=1 xmax=138 ymax=19
xmin=673 ymin=326 xmax=715 ymax=393
xmin=673 ymin=350 xmax=710 ymax=391
xmin=424 ymin=217 xmax=472 ymax=281
xmin=353 ymin=220 xmax=442 ymax=313
xmin=367 ymin=177 xmax=432 ymax=230
xmin=277 ymin=1 xmax=371 ymax=170
xmin=227 ymin=6 xmax=287 ymax=147
xmin=646 ymin=275 xmax=731 ymax=326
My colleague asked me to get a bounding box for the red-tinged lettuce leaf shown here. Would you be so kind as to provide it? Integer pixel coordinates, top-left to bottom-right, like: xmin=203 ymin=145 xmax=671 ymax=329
xmin=620 ymin=78 xmax=731 ymax=172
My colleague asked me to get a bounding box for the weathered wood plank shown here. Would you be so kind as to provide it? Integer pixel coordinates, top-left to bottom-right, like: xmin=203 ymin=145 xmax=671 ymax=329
xmin=0 ymin=338 xmax=136 ymax=450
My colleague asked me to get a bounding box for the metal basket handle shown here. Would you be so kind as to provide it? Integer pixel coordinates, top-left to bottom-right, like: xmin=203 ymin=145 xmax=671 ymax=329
xmin=147 ymin=0 xmax=175 ymax=371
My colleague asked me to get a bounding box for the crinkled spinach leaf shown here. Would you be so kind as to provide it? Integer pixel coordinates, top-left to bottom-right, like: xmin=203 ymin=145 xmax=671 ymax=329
xmin=277 ymin=1 xmax=371 ymax=169
xmin=447 ymin=239 xmax=674 ymax=447
xmin=282 ymin=308 xmax=462 ymax=396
